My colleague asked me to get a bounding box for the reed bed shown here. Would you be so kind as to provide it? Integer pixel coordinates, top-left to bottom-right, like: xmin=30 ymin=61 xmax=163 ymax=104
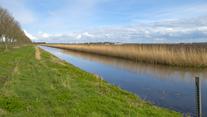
xmin=46 ymin=44 xmax=207 ymax=67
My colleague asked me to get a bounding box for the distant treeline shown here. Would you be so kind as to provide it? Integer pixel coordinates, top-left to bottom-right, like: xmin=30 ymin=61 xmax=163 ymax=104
xmin=0 ymin=6 xmax=31 ymax=50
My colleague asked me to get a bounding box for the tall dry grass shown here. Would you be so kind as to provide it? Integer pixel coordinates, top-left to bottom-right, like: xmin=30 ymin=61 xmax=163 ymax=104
xmin=46 ymin=44 xmax=207 ymax=67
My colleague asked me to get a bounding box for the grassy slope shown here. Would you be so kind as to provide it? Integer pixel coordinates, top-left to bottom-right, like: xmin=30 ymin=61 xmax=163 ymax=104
xmin=0 ymin=46 xmax=181 ymax=117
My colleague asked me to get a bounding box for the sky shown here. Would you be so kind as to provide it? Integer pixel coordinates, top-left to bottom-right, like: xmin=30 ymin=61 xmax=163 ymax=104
xmin=0 ymin=0 xmax=207 ymax=43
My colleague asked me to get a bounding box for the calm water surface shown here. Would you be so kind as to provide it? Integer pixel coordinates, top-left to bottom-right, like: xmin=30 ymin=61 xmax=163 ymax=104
xmin=41 ymin=46 xmax=207 ymax=117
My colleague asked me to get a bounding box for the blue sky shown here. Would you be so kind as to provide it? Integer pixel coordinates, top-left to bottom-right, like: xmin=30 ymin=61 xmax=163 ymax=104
xmin=0 ymin=0 xmax=207 ymax=43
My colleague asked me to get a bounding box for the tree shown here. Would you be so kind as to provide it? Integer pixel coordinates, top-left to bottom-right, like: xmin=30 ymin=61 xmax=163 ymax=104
xmin=0 ymin=6 xmax=31 ymax=50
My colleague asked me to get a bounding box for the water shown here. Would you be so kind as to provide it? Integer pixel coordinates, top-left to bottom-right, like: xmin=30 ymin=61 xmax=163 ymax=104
xmin=40 ymin=46 xmax=207 ymax=117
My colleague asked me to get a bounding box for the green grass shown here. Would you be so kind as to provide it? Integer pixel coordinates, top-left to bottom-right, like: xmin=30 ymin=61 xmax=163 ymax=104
xmin=0 ymin=46 xmax=181 ymax=117
xmin=0 ymin=45 xmax=5 ymax=51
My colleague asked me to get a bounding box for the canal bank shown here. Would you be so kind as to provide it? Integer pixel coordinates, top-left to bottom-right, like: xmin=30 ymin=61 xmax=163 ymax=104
xmin=41 ymin=46 xmax=207 ymax=117
xmin=0 ymin=46 xmax=181 ymax=116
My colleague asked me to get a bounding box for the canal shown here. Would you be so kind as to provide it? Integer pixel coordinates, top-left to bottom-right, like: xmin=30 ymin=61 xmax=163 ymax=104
xmin=41 ymin=46 xmax=207 ymax=116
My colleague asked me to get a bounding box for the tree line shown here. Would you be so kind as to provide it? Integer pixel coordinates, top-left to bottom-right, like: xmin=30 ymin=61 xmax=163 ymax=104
xmin=0 ymin=6 xmax=31 ymax=50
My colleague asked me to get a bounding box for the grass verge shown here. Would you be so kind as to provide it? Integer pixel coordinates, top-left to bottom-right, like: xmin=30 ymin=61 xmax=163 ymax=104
xmin=0 ymin=46 xmax=181 ymax=117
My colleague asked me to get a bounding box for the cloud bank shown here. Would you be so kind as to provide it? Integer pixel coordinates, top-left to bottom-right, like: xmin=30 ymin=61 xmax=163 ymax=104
xmin=1 ymin=0 xmax=207 ymax=43
xmin=31 ymin=16 xmax=207 ymax=43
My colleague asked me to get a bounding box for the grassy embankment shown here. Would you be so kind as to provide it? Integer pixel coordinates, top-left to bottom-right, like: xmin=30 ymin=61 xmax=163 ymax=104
xmin=46 ymin=44 xmax=207 ymax=67
xmin=0 ymin=46 xmax=181 ymax=116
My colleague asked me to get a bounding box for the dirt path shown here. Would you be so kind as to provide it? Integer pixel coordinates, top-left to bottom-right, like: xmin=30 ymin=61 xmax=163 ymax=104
xmin=35 ymin=47 xmax=41 ymax=60
xmin=13 ymin=65 xmax=19 ymax=74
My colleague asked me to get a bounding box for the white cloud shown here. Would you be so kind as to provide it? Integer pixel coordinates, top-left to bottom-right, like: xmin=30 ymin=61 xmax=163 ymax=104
xmin=42 ymin=33 xmax=50 ymax=38
xmin=24 ymin=30 xmax=37 ymax=40
xmin=82 ymin=32 xmax=94 ymax=38
xmin=32 ymin=15 xmax=207 ymax=43
xmin=76 ymin=34 xmax=82 ymax=39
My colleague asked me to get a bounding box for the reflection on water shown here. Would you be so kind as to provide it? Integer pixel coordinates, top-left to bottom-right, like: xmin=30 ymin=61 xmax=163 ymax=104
xmin=62 ymin=49 xmax=207 ymax=80
xmin=41 ymin=46 xmax=207 ymax=117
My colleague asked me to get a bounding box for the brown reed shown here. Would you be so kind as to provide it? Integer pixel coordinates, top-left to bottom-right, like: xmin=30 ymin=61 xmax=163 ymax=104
xmin=46 ymin=44 xmax=207 ymax=67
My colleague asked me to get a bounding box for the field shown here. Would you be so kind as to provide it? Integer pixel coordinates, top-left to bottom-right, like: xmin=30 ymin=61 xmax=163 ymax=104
xmin=0 ymin=46 xmax=181 ymax=116
xmin=46 ymin=43 xmax=207 ymax=67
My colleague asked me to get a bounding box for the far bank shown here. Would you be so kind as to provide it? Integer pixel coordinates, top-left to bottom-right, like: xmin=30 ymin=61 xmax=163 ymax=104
xmin=45 ymin=43 xmax=207 ymax=68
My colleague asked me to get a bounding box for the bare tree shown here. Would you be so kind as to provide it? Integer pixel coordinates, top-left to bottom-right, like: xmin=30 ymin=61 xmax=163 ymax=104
xmin=0 ymin=6 xmax=31 ymax=50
